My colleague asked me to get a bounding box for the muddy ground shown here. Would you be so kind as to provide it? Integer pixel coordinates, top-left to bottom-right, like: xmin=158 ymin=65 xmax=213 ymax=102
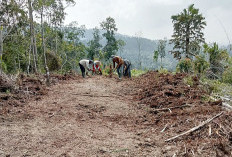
xmin=0 ymin=72 xmax=231 ymax=157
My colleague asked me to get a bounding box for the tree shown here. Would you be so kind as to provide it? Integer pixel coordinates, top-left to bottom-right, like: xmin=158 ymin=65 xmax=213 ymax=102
xmin=203 ymin=43 xmax=229 ymax=79
xmin=0 ymin=0 xmax=27 ymax=73
xmin=154 ymin=39 xmax=167 ymax=68
xmin=87 ymin=27 xmax=102 ymax=60
xmin=100 ymin=17 xmax=118 ymax=60
xmin=62 ymin=22 xmax=86 ymax=71
xmin=170 ymin=4 xmax=206 ymax=60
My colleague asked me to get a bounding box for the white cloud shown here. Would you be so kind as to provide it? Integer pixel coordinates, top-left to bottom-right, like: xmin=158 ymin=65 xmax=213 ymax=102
xmin=64 ymin=0 xmax=232 ymax=44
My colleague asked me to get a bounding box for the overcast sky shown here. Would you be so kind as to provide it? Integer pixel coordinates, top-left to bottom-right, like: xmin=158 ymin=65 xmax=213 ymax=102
xmin=64 ymin=0 xmax=232 ymax=45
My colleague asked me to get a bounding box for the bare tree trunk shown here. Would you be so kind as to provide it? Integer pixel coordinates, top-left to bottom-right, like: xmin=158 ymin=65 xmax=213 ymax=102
xmin=27 ymin=45 xmax=31 ymax=74
xmin=55 ymin=24 xmax=58 ymax=54
xmin=28 ymin=0 xmax=37 ymax=73
xmin=41 ymin=2 xmax=50 ymax=85
xmin=161 ymin=57 xmax=163 ymax=69
xmin=0 ymin=26 xmax=3 ymax=74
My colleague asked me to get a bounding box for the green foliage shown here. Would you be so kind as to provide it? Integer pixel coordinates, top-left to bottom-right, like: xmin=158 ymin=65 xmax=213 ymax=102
xmin=102 ymin=65 xmax=111 ymax=76
xmin=222 ymin=67 xmax=232 ymax=84
xmin=193 ymin=55 xmax=209 ymax=74
xmin=203 ymin=43 xmax=229 ymax=78
xmin=183 ymin=76 xmax=193 ymax=86
xmin=46 ymin=52 xmax=61 ymax=71
xmin=100 ymin=17 xmax=119 ymax=60
xmin=158 ymin=68 xmax=169 ymax=74
xmin=170 ymin=4 xmax=206 ymax=59
xmin=131 ymin=69 xmax=147 ymax=77
xmin=222 ymin=57 xmax=232 ymax=84
xmin=153 ymin=50 xmax=159 ymax=62
xmin=87 ymin=27 xmax=102 ymax=60
xmin=154 ymin=39 xmax=167 ymax=68
xmin=176 ymin=58 xmax=192 ymax=73
xmin=201 ymin=78 xmax=232 ymax=96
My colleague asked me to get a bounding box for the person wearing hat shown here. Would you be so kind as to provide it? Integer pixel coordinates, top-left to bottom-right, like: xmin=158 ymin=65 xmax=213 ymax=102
xmin=79 ymin=59 xmax=93 ymax=78
xmin=112 ymin=55 xmax=124 ymax=79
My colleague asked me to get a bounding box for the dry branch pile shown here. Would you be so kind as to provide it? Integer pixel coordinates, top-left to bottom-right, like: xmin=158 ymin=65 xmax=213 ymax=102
xmin=133 ymin=71 xmax=232 ymax=156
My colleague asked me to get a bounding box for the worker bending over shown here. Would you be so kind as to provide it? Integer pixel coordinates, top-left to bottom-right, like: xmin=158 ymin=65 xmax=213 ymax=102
xmin=112 ymin=55 xmax=124 ymax=79
xmin=123 ymin=59 xmax=131 ymax=78
xmin=79 ymin=59 xmax=93 ymax=78
xmin=92 ymin=60 xmax=102 ymax=75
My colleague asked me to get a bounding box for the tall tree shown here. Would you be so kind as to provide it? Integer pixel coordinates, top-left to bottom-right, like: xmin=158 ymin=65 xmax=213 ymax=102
xmin=87 ymin=27 xmax=102 ymax=60
xmin=155 ymin=39 xmax=167 ymax=68
xmin=100 ymin=17 xmax=118 ymax=60
xmin=28 ymin=0 xmax=38 ymax=73
xmin=170 ymin=4 xmax=206 ymax=60
xmin=0 ymin=0 xmax=27 ymax=73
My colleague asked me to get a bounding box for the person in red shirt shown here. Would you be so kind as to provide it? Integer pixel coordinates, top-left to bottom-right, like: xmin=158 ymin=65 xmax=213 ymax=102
xmin=92 ymin=60 xmax=102 ymax=75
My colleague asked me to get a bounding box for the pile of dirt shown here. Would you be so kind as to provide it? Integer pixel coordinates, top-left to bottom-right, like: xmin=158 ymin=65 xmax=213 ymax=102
xmin=135 ymin=71 xmax=205 ymax=108
xmin=133 ymin=71 xmax=232 ymax=156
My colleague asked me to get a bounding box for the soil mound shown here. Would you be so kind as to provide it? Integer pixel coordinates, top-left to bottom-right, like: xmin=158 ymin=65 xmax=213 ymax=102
xmin=133 ymin=71 xmax=232 ymax=156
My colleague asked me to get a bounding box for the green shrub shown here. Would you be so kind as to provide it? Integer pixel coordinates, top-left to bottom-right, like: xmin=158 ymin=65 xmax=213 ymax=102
xmin=193 ymin=55 xmax=209 ymax=74
xmin=131 ymin=69 xmax=147 ymax=77
xmin=183 ymin=76 xmax=193 ymax=86
xmin=222 ymin=66 xmax=232 ymax=84
xmin=102 ymin=65 xmax=111 ymax=76
xmin=158 ymin=68 xmax=169 ymax=74
xmin=46 ymin=52 xmax=62 ymax=71
xmin=176 ymin=58 xmax=192 ymax=73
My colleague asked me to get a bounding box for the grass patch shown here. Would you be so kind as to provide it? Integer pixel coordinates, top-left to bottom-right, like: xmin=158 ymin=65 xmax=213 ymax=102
xmin=200 ymin=78 xmax=232 ymax=97
xmin=183 ymin=76 xmax=194 ymax=87
xmin=131 ymin=69 xmax=147 ymax=77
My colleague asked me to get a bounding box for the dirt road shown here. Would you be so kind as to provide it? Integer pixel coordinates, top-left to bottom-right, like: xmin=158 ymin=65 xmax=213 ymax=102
xmin=0 ymin=76 xmax=165 ymax=157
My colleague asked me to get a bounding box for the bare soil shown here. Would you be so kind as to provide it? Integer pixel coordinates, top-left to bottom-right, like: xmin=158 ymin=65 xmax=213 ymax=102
xmin=0 ymin=72 xmax=231 ymax=157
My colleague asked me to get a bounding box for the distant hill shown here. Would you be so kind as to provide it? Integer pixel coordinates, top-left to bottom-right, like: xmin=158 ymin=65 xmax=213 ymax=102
xmin=81 ymin=29 xmax=178 ymax=71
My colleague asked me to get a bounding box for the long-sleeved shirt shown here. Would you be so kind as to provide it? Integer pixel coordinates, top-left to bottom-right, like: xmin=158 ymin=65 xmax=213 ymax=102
xmin=112 ymin=56 xmax=124 ymax=69
xmin=79 ymin=59 xmax=91 ymax=70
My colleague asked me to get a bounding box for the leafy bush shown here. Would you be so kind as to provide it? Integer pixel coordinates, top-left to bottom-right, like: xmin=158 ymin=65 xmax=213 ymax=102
xmin=222 ymin=67 xmax=232 ymax=84
xmin=131 ymin=69 xmax=147 ymax=77
xmin=176 ymin=58 xmax=192 ymax=73
xmin=102 ymin=65 xmax=112 ymax=76
xmin=46 ymin=52 xmax=62 ymax=71
xmin=158 ymin=68 xmax=169 ymax=74
xmin=203 ymin=43 xmax=229 ymax=77
xmin=183 ymin=76 xmax=194 ymax=86
xmin=193 ymin=55 xmax=209 ymax=74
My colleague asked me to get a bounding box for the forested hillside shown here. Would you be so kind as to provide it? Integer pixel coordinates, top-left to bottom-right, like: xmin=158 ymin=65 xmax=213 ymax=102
xmin=82 ymin=29 xmax=178 ymax=70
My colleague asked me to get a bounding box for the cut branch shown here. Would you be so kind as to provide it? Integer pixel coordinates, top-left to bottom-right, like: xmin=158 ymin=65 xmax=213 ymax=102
xmin=165 ymin=112 xmax=223 ymax=142
xmin=72 ymin=93 xmax=112 ymax=97
xmin=150 ymin=104 xmax=191 ymax=113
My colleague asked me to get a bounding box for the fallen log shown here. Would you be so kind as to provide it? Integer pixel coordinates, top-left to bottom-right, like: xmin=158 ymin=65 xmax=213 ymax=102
xmin=165 ymin=112 xmax=224 ymax=142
